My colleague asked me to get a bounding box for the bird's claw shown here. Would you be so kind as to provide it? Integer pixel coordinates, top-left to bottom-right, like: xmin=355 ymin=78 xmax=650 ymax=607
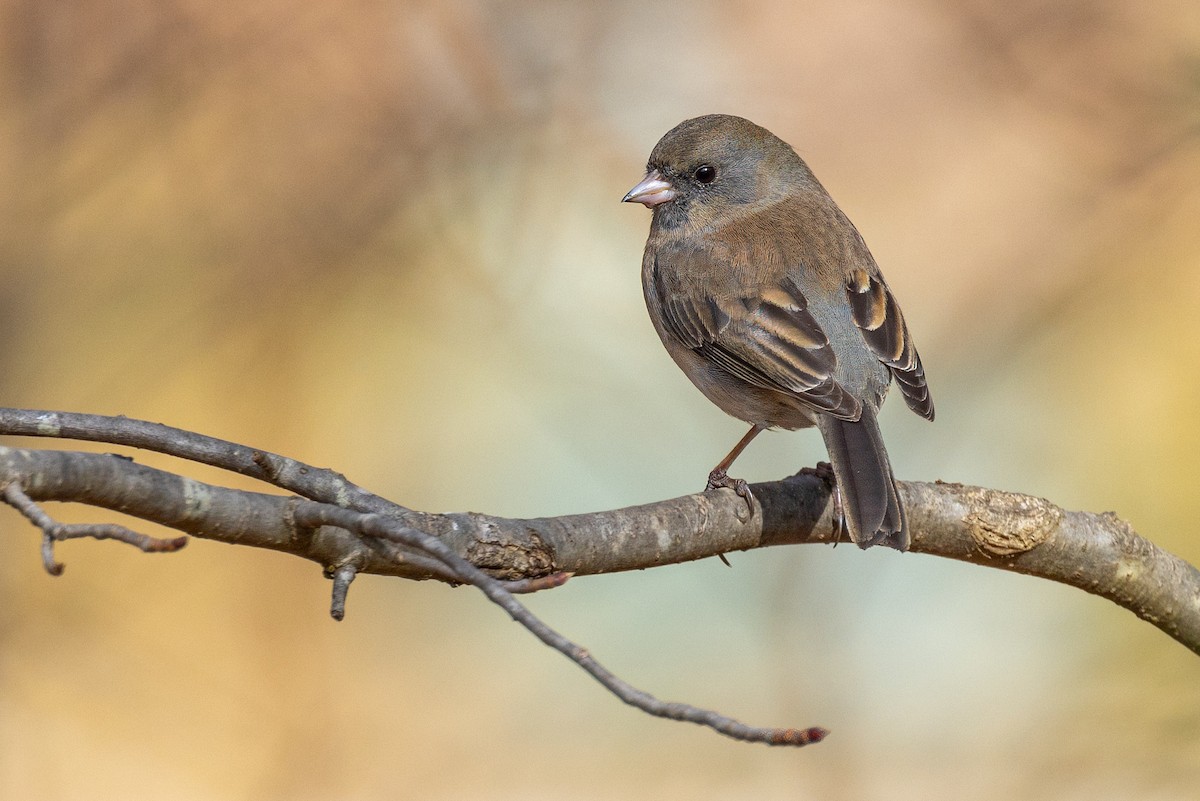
xmin=705 ymin=468 xmax=755 ymax=519
xmin=829 ymin=485 xmax=846 ymax=544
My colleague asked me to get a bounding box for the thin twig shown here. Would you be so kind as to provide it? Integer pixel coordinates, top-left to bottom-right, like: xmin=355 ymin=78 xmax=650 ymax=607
xmin=0 ymin=408 xmax=391 ymax=512
xmin=3 ymin=482 xmax=66 ymax=574
xmin=52 ymin=522 xmax=189 ymax=551
xmin=2 ymin=481 xmax=187 ymax=575
xmin=291 ymin=502 xmax=828 ymax=747
xmin=41 ymin=529 xmax=63 ymax=575
xmin=328 ymin=564 xmax=357 ymax=621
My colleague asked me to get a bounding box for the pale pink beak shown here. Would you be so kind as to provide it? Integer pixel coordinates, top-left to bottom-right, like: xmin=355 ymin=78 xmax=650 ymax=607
xmin=622 ymin=169 xmax=678 ymax=207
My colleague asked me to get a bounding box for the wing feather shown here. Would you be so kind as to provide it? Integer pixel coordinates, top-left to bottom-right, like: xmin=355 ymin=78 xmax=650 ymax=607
xmin=652 ymin=256 xmax=861 ymax=419
xmin=846 ymin=269 xmax=935 ymax=420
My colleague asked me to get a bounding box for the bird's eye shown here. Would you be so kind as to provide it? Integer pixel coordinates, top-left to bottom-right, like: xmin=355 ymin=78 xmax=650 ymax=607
xmin=693 ymin=164 xmax=717 ymax=184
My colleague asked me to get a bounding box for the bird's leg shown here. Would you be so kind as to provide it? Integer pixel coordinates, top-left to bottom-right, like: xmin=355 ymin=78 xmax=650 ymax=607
xmin=705 ymin=423 xmax=766 ymax=514
xmin=798 ymin=461 xmax=845 ymax=543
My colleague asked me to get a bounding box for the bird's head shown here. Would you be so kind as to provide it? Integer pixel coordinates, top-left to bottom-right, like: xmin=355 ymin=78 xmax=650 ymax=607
xmin=623 ymin=114 xmax=813 ymax=230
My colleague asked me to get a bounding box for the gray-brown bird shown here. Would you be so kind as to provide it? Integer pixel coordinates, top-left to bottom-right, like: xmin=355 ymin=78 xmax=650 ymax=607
xmin=624 ymin=114 xmax=933 ymax=550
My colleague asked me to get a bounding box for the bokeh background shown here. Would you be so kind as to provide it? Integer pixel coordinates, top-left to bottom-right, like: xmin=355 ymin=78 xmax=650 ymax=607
xmin=2 ymin=1 xmax=1199 ymax=798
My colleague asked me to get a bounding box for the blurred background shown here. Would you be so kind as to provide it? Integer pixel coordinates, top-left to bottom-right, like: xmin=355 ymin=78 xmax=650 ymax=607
xmin=1 ymin=1 xmax=1199 ymax=798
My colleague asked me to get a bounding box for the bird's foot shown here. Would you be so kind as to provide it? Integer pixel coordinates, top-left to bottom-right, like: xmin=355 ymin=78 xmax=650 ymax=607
xmin=705 ymin=468 xmax=755 ymax=520
xmin=829 ymin=486 xmax=847 ymax=544
xmin=798 ymin=462 xmax=845 ymax=544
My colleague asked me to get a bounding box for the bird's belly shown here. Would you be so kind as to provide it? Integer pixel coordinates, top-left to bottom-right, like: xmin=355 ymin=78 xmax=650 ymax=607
xmin=667 ymin=346 xmax=816 ymax=431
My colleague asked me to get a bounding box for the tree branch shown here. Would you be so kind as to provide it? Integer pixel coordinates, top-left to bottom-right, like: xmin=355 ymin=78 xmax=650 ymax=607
xmin=0 ymin=441 xmax=827 ymax=747
xmin=2 ymin=407 xmax=1198 ymax=749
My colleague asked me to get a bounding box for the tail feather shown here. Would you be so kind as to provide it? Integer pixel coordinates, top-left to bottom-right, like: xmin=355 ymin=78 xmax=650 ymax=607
xmin=816 ymin=410 xmax=908 ymax=551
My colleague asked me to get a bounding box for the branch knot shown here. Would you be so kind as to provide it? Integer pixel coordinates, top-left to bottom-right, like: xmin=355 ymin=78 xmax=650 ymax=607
xmin=963 ymin=487 xmax=1062 ymax=557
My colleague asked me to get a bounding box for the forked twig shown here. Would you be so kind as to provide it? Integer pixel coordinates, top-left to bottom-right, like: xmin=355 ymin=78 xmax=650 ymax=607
xmin=291 ymin=501 xmax=828 ymax=747
xmin=2 ymin=482 xmax=187 ymax=574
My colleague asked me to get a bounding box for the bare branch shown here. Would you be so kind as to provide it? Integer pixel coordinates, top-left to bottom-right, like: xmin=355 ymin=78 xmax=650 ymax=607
xmin=904 ymin=481 xmax=1200 ymax=655
xmin=0 ymin=447 xmax=831 ymax=747
xmin=0 ymin=407 xmax=456 ymax=578
xmin=0 ymin=437 xmax=1196 ymax=656
xmin=2 ymin=407 xmax=1199 ymax=747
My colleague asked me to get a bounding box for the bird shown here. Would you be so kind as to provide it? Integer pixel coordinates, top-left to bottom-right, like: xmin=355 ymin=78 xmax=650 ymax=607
xmin=623 ymin=114 xmax=933 ymax=550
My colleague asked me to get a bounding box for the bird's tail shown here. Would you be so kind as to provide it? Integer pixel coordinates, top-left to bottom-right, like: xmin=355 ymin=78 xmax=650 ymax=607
xmin=815 ymin=410 xmax=908 ymax=551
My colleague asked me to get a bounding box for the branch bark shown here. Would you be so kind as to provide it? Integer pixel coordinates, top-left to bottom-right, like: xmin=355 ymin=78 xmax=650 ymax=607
xmin=2 ymin=407 xmax=1198 ymax=746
